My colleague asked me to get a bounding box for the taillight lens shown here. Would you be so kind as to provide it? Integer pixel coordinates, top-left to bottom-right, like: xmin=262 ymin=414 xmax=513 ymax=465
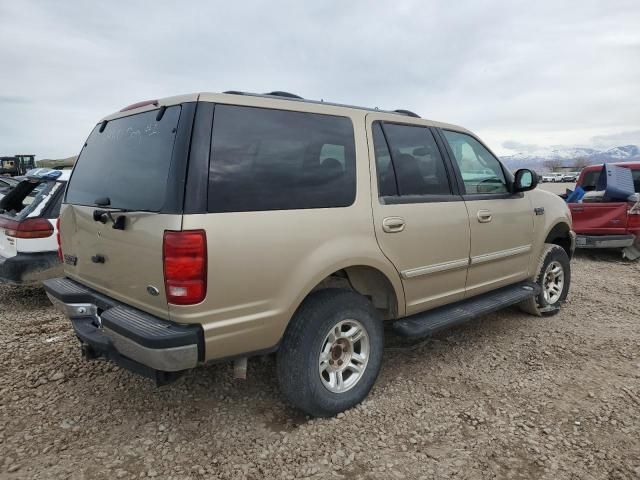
xmin=0 ymin=217 xmax=54 ymax=239
xmin=56 ymin=217 xmax=63 ymax=261
xmin=163 ymin=230 xmax=207 ymax=305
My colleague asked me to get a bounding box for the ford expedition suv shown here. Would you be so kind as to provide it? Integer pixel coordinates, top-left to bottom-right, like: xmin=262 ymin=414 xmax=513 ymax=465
xmin=44 ymin=91 xmax=575 ymax=416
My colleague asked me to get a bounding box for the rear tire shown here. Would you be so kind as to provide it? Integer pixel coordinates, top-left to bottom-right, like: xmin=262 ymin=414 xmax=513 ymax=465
xmin=519 ymin=244 xmax=571 ymax=317
xmin=277 ymin=289 xmax=384 ymax=417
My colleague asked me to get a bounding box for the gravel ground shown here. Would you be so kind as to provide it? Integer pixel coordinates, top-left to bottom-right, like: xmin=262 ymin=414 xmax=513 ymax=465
xmin=1 ymin=252 xmax=639 ymax=479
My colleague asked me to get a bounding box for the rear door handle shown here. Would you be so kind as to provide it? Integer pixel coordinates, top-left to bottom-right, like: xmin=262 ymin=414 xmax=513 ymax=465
xmin=477 ymin=210 xmax=492 ymax=223
xmin=382 ymin=216 xmax=406 ymax=233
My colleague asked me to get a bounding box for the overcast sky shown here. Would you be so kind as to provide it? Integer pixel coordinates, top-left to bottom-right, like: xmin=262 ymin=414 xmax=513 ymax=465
xmin=1 ymin=0 xmax=639 ymax=159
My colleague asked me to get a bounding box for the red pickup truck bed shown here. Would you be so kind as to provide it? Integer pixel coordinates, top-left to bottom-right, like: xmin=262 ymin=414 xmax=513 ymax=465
xmin=568 ymin=162 xmax=640 ymax=256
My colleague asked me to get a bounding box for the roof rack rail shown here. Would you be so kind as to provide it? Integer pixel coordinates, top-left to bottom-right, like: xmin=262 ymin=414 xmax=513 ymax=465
xmin=223 ymin=90 xmax=303 ymax=100
xmin=220 ymin=91 xmax=419 ymax=118
xmin=264 ymin=91 xmax=303 ymax=99
xmin=394 ymin=109 xmax=420 ymax=118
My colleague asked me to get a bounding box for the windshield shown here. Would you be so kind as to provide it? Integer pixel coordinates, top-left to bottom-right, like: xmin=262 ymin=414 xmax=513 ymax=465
xmin=65 ymin=106 xmax=182 ymax=211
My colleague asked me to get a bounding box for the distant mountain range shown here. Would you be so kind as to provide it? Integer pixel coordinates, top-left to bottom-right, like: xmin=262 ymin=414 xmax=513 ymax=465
xmin=500 ymin=145 xmax=640 ymax=171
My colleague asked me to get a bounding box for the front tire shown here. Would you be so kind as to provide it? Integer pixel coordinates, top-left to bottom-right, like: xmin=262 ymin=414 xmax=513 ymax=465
xmin=277 ymin=289 xmax=384 ymax=417
xmin=519 ymin=244 xmax=571 ymax=317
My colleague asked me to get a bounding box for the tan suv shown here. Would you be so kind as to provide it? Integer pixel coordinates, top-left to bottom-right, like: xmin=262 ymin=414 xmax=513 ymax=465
xmin=44 ymin=91 xmax=575 ymax=416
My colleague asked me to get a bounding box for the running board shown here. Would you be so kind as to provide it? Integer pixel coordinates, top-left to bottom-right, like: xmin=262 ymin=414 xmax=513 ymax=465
xmin=392 ymin=281 xmax=540 ymax=338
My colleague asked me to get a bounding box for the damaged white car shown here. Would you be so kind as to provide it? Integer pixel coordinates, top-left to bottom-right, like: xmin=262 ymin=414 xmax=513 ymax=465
xmin=0 ymin=169 xmax=70 ymax=285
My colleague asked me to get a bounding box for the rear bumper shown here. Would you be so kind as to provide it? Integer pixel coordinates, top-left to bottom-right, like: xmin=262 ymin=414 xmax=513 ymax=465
xmin=0 ymin=251 xmax=61 ymax=285
xmin=575 ymin=234 xmax=636 ymax=249
xmin=43 ymin=277 xmax=203 ymax=381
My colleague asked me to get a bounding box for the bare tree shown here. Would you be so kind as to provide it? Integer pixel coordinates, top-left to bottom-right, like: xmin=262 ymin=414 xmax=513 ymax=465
xmin=572 ymin=157 xmax=590 ymax=170
xmin=543 ymin=159 xmax=562 ymax=172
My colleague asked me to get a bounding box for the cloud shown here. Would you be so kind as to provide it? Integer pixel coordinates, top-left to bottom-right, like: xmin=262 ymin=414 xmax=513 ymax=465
xmin=0 ymin=96 xmax=31 ymax=105
xmin=590 ymin=130 xmax=640 ymax=149
xmin=1 ymin=0 xmax=639 ymax=158
xmin=502 ymin=141 xmax=540 ymax=152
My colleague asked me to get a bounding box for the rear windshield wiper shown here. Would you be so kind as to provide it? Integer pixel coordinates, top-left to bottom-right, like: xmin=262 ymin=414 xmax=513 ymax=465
xmin=93 ymin=197 xmax=143 ymax=213
xmin=93 ymin=198 xmax=130 ymax=230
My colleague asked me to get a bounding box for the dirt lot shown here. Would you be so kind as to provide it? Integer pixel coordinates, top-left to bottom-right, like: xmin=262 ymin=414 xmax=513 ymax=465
xmin=1 ymin=252 xmax=639 ymax=480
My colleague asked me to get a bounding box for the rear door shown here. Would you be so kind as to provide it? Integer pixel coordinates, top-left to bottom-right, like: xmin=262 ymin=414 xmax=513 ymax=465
xmin=439 ymin=129 xmax=534 ymax=298
xmin=60 ymin=104 xmax=194 ymax=319
xmin=367 ymin=115 xmax=471 ymax=314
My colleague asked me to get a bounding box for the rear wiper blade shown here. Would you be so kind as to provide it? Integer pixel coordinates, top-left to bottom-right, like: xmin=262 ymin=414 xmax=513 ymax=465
xmin=93 ymin=197 xmax=133 ymax=213
xmin=93 ymin=208 xmax=128 ymax=230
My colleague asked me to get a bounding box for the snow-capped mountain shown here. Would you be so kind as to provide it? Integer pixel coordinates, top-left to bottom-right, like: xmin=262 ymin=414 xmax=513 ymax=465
xmin=500 ymin=145 xmax=640 ymax=170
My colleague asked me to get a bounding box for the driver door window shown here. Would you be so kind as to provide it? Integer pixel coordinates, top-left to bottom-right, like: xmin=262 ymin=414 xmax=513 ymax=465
xmin=442 ymin=130 xmax=508 ymax=194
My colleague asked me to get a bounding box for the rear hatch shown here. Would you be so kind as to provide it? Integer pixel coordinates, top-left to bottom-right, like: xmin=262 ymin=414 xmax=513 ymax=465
xmin=61 ymin=104 xmax=193 ymax=320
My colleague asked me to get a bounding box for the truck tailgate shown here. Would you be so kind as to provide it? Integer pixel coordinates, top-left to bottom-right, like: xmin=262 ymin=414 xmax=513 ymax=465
xmin=569 ymin=202 xmax=628 ymax=235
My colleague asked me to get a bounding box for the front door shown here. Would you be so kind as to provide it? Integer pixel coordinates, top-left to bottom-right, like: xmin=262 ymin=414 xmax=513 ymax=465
xmin=367 ymin=115 xmax=471 ymax=315
xmin=439 ymin=129 xmax=534 ymax=297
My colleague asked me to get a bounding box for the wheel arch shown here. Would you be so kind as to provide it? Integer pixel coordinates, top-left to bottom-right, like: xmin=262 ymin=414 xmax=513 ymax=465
xmin=287 ymin=261 xmax=405 ymax=327
xmin=544 ymin=221 xmax=574 ymax=258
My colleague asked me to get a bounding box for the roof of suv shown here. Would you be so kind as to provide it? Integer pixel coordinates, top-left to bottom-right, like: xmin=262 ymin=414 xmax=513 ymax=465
xmin=100 ymin=92 xmax=471 ymax=134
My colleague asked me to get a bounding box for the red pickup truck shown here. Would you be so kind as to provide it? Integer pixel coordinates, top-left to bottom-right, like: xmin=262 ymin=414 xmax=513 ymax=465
xmin=568 ymin=162 xmax=640 ymax=258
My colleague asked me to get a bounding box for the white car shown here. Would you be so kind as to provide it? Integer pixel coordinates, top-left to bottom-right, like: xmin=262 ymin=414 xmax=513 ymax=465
xmin=541 ymin=173 xmax=556 ymax=182
xmin=0 ymin=169 xmax=70 ymax=285
xmin=550 ymin=173 xmax=565 ymax=182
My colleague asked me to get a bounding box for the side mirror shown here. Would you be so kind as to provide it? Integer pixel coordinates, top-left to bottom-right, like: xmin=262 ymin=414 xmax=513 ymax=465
xmin=513 ymin=168 xmax=538 ymax=193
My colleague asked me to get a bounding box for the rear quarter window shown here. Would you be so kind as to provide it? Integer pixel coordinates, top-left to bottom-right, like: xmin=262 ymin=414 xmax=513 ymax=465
xmin=208 ymin=105 xmax=356 ymax=213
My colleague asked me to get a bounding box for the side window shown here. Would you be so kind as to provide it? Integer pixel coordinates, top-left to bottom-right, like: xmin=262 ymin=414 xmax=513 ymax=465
xmin=209 ymin=105 xmax=356 ymax=212
xmin=382 ymin=123 xmax=452 ymax=196
xmin=372 ymin=123 xmax=398 ymax=197
xmin=632 ymin=169 xmax=640 ymax=193
xmin=581 ymin=170 xmax=600 ymax=192
xmin=442 ymin=130 xmax=508 ymax=194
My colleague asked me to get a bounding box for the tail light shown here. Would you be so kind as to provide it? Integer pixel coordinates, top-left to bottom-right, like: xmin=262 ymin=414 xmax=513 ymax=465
xmin=163 ymin=230 xmax=207 ymax=305
xmin=0 ymin=217 xmax=54 ymax=239
xmin=56 ymin=217 xmax=63 ymax=260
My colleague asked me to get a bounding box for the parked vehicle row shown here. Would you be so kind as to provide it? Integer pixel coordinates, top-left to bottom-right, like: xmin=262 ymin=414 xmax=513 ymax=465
xmin=541 ymin=172 xmax=579 ymax=183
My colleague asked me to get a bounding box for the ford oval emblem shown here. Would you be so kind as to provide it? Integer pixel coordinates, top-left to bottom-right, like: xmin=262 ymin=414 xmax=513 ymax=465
xmin=146 ymin=285 xmax=160 ymax=297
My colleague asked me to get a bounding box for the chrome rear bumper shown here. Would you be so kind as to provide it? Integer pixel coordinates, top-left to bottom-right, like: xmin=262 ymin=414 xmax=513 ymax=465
xmin=44 ymin=278 xmax=202 ymax=379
